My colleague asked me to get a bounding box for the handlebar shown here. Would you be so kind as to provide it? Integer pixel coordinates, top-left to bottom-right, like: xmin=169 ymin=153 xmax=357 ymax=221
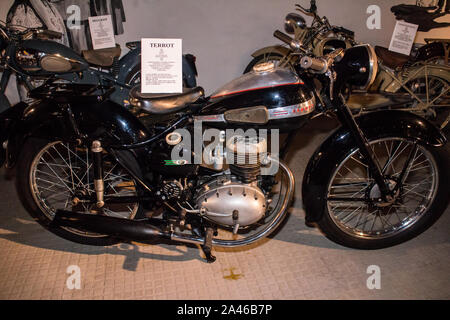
xmin=39 ymin=29 xmax=62 ymax=40
xmin=273 ymin=30 xmax=294 ymax=46
xmin=295 ymin=0 xmax=317 ymax=14
xmin=300 ymin=56 xmax=328 ymax=73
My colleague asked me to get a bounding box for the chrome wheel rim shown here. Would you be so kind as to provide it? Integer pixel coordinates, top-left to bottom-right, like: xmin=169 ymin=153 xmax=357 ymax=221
xmin=327 ymin=138 xmax=438 ymax=239
xmin=30 ymin=141 xmax=139 ymax=237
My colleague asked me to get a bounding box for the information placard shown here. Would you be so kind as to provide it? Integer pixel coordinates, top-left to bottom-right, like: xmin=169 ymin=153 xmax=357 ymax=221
xmin=141 ymin=38 xmax=183 ymax=93
xmin=388 ymin=20 xmax=418 ymax=56
xmin=88 ymin=15 xmax=116 ymax=50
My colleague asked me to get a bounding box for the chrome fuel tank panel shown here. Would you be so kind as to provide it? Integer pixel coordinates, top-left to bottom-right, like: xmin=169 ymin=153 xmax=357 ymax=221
xmin=211 ymin=67 xmax=302 ymax=99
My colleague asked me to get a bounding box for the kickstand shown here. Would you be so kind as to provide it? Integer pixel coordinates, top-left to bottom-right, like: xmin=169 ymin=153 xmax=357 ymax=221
xmin=201 ymin=227 xmax=216 ymax=263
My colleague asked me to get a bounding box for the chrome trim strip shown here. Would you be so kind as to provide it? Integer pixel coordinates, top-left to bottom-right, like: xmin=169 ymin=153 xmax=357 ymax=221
xmin=193 ymin=114 xmax=225 ymax=122
xmin=193 ymin=97 xmax=315 ymax=123
xmin=268 ymin=98 xmax=315 ymax=120
xmin=361 ymin=44 xmax=378 ymax=90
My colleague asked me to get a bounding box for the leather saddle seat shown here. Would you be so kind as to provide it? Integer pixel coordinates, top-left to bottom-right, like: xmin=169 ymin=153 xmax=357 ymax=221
xmin=82 ymin=44 xmax=121 ymax=67
xmin=375 ymin=46 xmax=411 ymax=69
xmin=129 ymin=85 xmax=205 ymax=114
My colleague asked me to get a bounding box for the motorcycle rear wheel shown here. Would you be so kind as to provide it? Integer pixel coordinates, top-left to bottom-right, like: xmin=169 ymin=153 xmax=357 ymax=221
xmin=16 ymin=137 xmax=144 ymax=246
xmin=317 ymin=136 xmax=449 ymax=249
xmin=399 ymin=75 xmax=450 ymax=130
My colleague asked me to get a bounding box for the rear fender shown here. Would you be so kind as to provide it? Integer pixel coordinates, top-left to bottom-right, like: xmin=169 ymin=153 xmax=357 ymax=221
xmin=302 ymin=110 xmax=446 ymax=223
xmin=3 ymin=100 xmax=152 ymax=168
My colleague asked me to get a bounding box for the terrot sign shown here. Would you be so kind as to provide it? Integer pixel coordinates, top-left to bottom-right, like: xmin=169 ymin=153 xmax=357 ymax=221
xmin=141 ymin=38 xmax=182 ymax=93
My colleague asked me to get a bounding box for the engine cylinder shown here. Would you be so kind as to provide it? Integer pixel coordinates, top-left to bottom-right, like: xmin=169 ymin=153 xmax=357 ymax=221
xmin=226 ymin=135 xmax=267 ymax=183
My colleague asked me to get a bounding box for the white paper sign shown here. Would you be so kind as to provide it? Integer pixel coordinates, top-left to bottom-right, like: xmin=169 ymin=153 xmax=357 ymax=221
xmin=388 ymin=20 xmax=418 ymax=56
xmin=88 ymin=15 xmax=116 ymax=50
xmin=141 ymin=38 xmax=183 ymax=93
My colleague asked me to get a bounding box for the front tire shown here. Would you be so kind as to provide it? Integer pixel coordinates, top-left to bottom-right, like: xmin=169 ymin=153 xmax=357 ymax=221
xmin=16 ymin=138 xmax=143 ymax=246
xmin=317 ymin=137 xmax=449 ymax=249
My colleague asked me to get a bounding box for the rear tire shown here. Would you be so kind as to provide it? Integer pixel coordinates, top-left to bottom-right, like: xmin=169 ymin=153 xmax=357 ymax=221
xmin=16 ymin=137 xmax=144 ymax=246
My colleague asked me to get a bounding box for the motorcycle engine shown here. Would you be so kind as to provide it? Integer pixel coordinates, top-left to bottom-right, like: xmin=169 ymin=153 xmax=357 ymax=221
xmin=196 ymin=135 xmax=268 ymax=227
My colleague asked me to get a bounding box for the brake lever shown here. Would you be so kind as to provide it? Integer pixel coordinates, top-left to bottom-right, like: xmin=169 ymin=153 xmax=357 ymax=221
xmin=295 ymin=4 xmax=311 ymax=14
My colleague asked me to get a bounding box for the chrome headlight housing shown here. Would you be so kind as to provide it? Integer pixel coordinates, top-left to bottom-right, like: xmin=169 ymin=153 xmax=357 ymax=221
xmin=338 ymin=44 xmax=378 ymax=90
xmin=284 ymin=13 xmax=306 ymax=35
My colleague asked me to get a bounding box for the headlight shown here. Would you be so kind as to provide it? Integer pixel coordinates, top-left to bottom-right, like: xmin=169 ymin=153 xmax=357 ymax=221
xmin=363 ymin=44 xmax=378 ymax=90
xmin=339 ymin=44 xmax=378 ymax=90
xmin=284 ymin=13 xmax=306 ymax=35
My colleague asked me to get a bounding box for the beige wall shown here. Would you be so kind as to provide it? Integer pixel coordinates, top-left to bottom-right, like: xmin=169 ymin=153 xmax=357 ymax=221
xmin=2 ymin=0 xmax=449 ymax=97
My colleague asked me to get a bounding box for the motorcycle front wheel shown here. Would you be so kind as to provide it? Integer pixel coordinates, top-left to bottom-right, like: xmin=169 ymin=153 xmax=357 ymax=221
xmin=16 ymin=137 xmax=144 ymax=246
xmin=317 ymin=136 xmax=449 ymax=249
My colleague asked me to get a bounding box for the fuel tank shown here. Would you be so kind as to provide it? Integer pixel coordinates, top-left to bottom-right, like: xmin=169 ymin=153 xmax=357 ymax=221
xmin=197 ymin=64 xmax=315 ymax=130
xmin=11 ymin=39 xmax=88 ymax=75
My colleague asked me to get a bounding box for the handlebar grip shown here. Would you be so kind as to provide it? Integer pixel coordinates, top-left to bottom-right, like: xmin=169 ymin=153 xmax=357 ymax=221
xmin=273 ymin=30 xmax=293 ymax=46
xmin=42 ymin=30 xmax=62 ymax=39
xmin=300 ymin=56 xmax=327 ymax=73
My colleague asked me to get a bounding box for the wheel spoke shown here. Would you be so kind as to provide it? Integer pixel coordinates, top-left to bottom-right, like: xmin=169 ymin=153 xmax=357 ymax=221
xmin=31 ymin=142 xmax=140 ymax=233
xmin=327 ymin=138 xmax=437 ymax=239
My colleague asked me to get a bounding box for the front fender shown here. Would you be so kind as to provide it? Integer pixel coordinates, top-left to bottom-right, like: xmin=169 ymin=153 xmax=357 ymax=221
xmin=3 ymin=99 xmax=151 ymax=168
xmin=250 ymin=45 xmax=291 ymax=58
xmin=302 ymin=110 xmax=446 ymax=223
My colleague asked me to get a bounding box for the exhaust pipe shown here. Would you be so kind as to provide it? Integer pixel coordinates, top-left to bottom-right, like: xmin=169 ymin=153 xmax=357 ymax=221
xmin=53 ymin=210 xmax=205 ymax=245
xmin=53 ymin=210 xmax=167 ymax=242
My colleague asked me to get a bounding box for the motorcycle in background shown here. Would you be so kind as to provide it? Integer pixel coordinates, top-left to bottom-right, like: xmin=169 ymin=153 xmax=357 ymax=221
xmin=348 ymin=40 xmax=450 ymax=130
xmin=245 ymin=1 xmax=450 ymax=129
xmin=0 ymin=21 xmax=198 ymax=112
xmin=0 ymin=28 xmax=447 ymax=262
xmin=243 ymin=0 xmax=356 ymax=73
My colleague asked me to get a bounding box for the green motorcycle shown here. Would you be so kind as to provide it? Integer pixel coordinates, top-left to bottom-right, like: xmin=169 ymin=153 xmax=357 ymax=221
xmin=245 ymin=1 xmax=450 ymax=129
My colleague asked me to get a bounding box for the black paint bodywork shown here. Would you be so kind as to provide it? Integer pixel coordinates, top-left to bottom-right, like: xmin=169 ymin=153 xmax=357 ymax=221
xmin=302 ymin=109 xmax=447 ymax=224
xmin=415 ymin=41 xmax=445 ymax=62
xmin=201 ymin=83 xmax=315 ymax=131
xmin=11 ymin=39 xmax=89 ymax=76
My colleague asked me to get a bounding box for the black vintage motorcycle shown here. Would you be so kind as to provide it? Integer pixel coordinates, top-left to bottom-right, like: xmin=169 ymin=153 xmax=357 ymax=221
xmin=0 ymin=30 xmax=447 ymax=262
xmin=0 ymin=22 xmax=198 ymax=111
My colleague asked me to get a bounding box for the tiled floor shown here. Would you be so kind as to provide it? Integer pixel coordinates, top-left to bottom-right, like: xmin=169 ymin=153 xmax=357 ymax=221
xmin=0 ymin=117 xmax=449 ymax=300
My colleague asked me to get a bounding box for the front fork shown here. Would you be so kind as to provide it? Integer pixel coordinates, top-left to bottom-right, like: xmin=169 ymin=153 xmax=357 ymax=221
xmin=335 ymin=102 xmax=393 ymax=200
